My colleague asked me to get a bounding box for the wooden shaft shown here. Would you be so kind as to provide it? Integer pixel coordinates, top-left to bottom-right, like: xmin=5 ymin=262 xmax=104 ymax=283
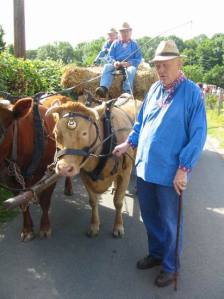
xmin=3 ymin=173 xmax=59 ymax=209
xmin=174 ymin=194 xmax=182 ymax=291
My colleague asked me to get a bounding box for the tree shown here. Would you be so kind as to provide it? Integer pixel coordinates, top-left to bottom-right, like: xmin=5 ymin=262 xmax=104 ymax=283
xmin=26 ymin=49 xmax=37 ymax=60
xmin=182 ymin=48 xmax=198 ymax=65
xmin=36 ymin=42 xmax=74 ymax=64
xmin=196 ymin=39 xmax=218 ymax=71
xmin=73 ymin=38 xmax=105 ymax=66
xmin=196 ymin=36 xmax=224 ymax=71
xmin=0 ymin=25 xmax=6 ymax=52
xmin=73 ymin=42 xmax=86 ymax=65
xmin=183 ymin=65 xmax=203 ymax=83
xmin=184 ymin=38 xmax=198 ymax=50
xmin=4 ymin=44 xmax=15 ymax=55
xmin=56 ymin=42 xmax=74 ymax=64
xmin=137 ymin=36 xmax=164 ymax=62
xmin=193 ymin=34 xmax=208 ymax=44
xmin=167 ymin=35 xmax=185 ymax=52
xmin=37 ymin=43 xmax=59 ymax=61
xmin=203 ymin=65 xmax=224 ymax=88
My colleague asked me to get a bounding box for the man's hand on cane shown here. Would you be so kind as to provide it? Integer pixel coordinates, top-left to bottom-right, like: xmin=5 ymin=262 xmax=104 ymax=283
xmin=173 ymin=169 xmax=188 ymax=196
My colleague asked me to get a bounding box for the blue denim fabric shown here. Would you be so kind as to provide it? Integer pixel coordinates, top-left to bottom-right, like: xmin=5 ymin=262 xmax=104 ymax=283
xmin=137 ymin=177 xmax=183 ymax=273
xmin=100 ymin=63 xmax=137 ymax=92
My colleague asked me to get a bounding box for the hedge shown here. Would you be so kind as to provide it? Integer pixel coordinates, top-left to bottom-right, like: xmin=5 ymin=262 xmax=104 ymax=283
xmin=0 ymin=51 xmax=64 ymax=97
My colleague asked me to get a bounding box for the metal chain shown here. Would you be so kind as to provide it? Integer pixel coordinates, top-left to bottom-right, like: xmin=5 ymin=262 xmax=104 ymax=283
xmin=7 ymin=160 xmax=26 ymax=189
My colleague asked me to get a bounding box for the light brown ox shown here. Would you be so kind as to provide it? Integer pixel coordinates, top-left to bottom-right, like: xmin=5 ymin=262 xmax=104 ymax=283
xmin=46 ymin=98 xmax=142 ymax=237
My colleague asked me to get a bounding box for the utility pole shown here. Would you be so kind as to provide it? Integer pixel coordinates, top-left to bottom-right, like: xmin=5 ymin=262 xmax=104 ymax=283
xmin=14 ymin=0 xmax=26 ymax=58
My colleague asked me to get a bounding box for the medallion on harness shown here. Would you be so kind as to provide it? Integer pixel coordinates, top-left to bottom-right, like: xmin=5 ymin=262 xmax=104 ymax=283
xmin=67 ymin=118 xmax=77 ymax=130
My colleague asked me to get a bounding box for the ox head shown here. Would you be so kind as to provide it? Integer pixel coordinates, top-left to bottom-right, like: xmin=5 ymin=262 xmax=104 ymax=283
xmin=46 ymin=100 xmax=106 ymax=177
xmin=0 ymin=98 xmax=33 ymax=164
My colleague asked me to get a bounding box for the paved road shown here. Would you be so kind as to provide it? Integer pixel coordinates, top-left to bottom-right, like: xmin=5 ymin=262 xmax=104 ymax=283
xmin=0 ymin=149 xmax=224 ymax=299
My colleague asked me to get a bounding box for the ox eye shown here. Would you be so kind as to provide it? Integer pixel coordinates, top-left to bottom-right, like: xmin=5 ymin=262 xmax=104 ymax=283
xmin=82 ymin=131 xmax=87 ymax=136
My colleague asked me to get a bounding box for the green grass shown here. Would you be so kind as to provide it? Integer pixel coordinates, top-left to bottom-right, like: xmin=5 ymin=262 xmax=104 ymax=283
xmin=0 ymin=187 xmax=19 ymax=223
xmin=206 ymin=109 xmax=224 ymax=148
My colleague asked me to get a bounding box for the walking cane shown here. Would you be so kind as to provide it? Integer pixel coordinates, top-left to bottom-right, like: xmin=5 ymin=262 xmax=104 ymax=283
xmin=174 ymin=192 xmax=183 ymax=291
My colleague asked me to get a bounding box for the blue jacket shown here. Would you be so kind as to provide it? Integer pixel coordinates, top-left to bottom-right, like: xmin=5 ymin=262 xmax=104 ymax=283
xmin=94 ymin=40 xmax=113 ymax=64
xmin=128 ymin=79 xmax=207 ymax=186
xmin=108 ymin=39 xmax=142 ymax=68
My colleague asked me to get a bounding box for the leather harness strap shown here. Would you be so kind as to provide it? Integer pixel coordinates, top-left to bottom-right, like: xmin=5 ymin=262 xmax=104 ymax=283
xmin=85 ymin=100 xmax=117 ymax=181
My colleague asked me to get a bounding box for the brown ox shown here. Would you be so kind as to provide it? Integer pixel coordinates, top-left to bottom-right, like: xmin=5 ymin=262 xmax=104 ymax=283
xmin=46 ymin=97 xmax=142 ymax=237
xmin=0 ymin=98 xmax=56 ymax=241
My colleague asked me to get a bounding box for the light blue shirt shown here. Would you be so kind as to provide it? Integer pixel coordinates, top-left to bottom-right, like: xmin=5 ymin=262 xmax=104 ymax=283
xmin=108 ymin=39 xmax=142 ymax=68
xmin=128 ymin=79 xmax=207 ymax=187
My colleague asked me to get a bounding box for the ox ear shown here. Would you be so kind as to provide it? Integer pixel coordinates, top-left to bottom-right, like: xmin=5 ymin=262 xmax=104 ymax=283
xmin=13 ymin=98 xmax=33 ymax=119
xmin=92 ymin=102 xmax=106 ymax=120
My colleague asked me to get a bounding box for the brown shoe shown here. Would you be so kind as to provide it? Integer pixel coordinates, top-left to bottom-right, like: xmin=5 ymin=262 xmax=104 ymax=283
xmin=155 ymin=270 xmax=176 ymax=287
xmin=136 ymin=255 xmax=162 ymax=270
xmin=95 ymin=86 xmax=108 ymax=98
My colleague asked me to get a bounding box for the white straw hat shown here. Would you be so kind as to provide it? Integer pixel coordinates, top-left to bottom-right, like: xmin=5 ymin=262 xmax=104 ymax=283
xmin=119 ymin=22 xmax=132 ymax=31
xmin=151 ymin=40 xmax=186 ymax=62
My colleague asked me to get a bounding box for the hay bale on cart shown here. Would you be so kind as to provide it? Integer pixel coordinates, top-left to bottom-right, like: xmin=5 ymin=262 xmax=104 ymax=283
xmin=61 ymin=63 xmax=158 ymax=100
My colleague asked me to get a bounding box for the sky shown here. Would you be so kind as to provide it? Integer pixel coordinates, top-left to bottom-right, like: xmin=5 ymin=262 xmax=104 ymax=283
xmin=0 ymin=0 xmax=223 ymax=49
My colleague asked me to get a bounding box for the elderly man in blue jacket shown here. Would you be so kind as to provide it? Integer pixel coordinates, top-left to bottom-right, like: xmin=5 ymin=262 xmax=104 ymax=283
xmin=95 ymin=22 xmax=142 ymax=97
xmin=113 ymin=40 xmax=207 ymax=288
xmin=94 ymin=28 xmax=118 ymax=65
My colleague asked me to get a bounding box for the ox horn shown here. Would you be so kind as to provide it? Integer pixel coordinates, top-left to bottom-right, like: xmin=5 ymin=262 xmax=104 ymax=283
xmin=92 ymin=101 xmax=106 ymax=120
xmin=0 ymin=99 xmax=11 ymax=108
xmin=45 ymin=100 xmax=62 ymax=116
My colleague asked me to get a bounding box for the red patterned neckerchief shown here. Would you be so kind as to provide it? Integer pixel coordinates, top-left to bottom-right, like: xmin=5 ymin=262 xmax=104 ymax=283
xmin=158 ymin=71 xmax=186 ymax=108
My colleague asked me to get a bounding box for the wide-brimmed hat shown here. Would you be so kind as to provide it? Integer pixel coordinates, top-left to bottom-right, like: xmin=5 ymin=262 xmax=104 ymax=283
xmin=108 ymin=28 xmax=118 ymax=35
xmin=119 ymin=22 xmax=132 ymax=31
xmin=151 ymin=40 xmax=186 ymax=62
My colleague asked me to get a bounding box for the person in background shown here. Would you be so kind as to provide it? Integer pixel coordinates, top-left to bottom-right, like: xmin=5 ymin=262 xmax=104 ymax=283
xmin=95 ymin=22 xmax=142 ymax=97
xmin=94 ymin=28 xmax=118 ymax=65
xmin=112 ymin=40 xmax=207 ymax=288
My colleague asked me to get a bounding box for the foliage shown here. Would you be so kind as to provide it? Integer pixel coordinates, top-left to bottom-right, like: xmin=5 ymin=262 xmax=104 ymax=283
xmin=182 ymin=48 xmax=198 ymax=65
xmin=35 ymin=41 xmax=75 ymax=64
xmin=0 ymin=25 xmax=6 ymax=52
xmin=73 ymin=37 xmax=105 ymax=66
xmin=0 ymin=51 xmax=64 ymax=96
xmin=6 ymin=44 xmax=15 ymax=55
xmin=26 ymin=49 xmax=38 ymax=60
xmin=205 ymin=94 xmax=219 ymax=110
xmin=206 ymin=109 xmax=224 ymax=148
xmin=0 ymin=187 xmax=18 ymax=223
xmin=196 ymin=37 xmax=224 ymax=71
xmin=183 ymin=65 xmax=203 ymax=83
xmin=203 ymin=65 xmax=224 ymax=88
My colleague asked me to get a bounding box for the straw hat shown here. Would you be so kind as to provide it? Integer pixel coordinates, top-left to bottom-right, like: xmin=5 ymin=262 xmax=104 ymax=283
xmin=151 ymin=40 xmax=186 ymax=62
xmin=108 ymin=28 xmax=118 ymax=35
xmin=119 ymin=22 xmax=132 ymax=31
